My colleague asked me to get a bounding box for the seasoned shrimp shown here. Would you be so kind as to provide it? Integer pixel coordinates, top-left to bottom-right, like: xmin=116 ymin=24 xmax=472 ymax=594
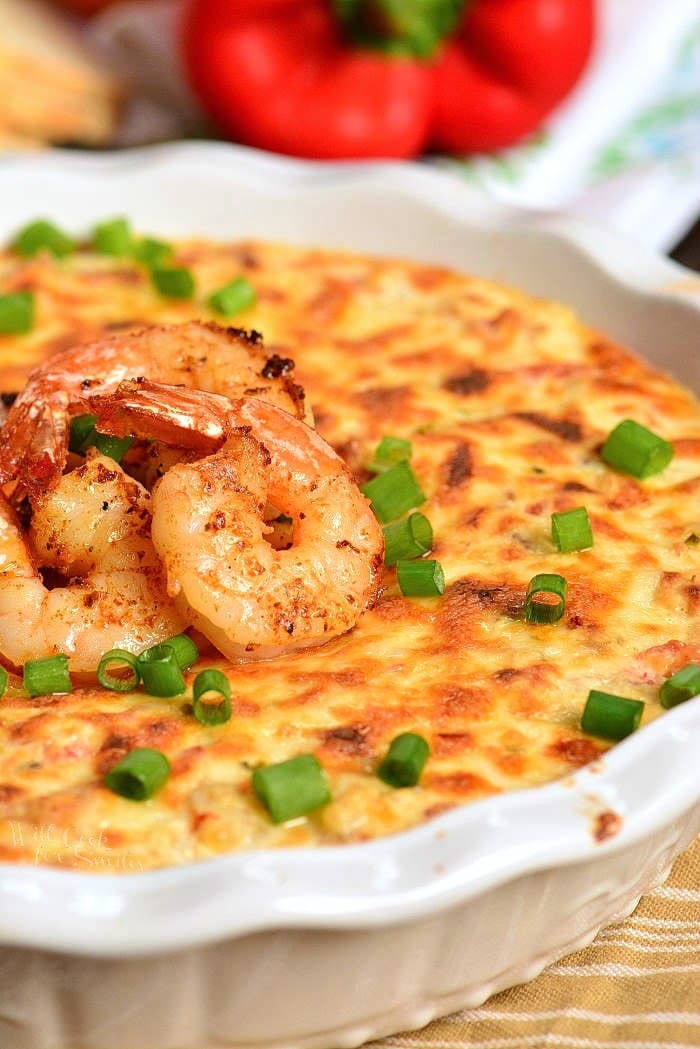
xmin=0 ymin=322 xmax=307 ymax=495
xmin=91 ymin=380 xmax=384 ymax=661
xmin=0 ymin=452 xmax=187 ymax=674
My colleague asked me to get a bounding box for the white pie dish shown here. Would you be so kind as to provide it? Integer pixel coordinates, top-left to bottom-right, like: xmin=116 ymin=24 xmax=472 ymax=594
xmin=0 ymin=142 xmax=698 ymax=1049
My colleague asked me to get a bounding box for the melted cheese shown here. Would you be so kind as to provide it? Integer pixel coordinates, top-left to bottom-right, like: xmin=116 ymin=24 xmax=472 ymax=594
xmin=0 ymin=238 xmax=698 ymax=871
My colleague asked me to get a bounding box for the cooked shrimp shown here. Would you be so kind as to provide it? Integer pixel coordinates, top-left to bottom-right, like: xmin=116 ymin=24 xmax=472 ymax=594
xmin=0 ymin=322 xmax=307 ymax=496
xmin=0 ymin=451 xmax=187 ymax=674
xmin=90 ymin=380 xmax=384 ymax=661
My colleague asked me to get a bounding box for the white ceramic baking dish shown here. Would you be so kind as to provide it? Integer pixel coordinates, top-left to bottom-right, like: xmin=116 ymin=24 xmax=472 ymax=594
xmin=0 ymin=143 xmax=698 ymax=1049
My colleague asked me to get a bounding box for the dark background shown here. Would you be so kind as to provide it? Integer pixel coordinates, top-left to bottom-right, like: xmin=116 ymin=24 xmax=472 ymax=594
xmin=671 ymin=220 xmax=700 ymax=273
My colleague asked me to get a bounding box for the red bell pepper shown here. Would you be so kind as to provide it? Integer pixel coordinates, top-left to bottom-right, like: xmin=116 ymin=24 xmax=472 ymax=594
xmin=182 ymin=0 xmax=595 ymax=160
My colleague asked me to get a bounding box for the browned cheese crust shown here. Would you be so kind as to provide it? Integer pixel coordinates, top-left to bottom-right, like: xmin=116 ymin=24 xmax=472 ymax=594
xmin=0 ymin=238 xmax=698 ymax=871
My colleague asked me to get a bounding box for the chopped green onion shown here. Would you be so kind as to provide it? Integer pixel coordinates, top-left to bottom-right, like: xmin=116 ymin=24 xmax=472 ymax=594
xmin=97 ymin=649 xmax=140 ymax=692
xmin=68 ymin=413 xmax=133 ymax=463
xmin=208 ymin=276 xmax=257 ymax=316
xmin=192 ymin=668 xmax=231 ymax=725
xmin=161 ymin=633 xmax=199 ymax=671
xmin=600 ymin=419 xmax=674 ymax=479
xmin=0 ymin=291 xmax=34 ymax=335
xmin=396 ymin=558 xmax=445 ymax=597
xmin=12 ymin=219 xmax=75 ymax=258
xmin=133 ymin=237 xmax=173 ymax=268
xmin=551 ymin=506 xmax=593 ymax=553
xmin=581 ymin=689 xmax=644 ymax=740
xmin=383 ymin=512 xmax=433 ymax=566
xmin=361 ymin=459 xmax=426 ymax=523
xmin=151 ymin=266 xmax=195 ymax=299
xmin=104 ymin=747 xmax=171 ymax=801
xmin=93 ymin=217 xmax=133 ymax=257
xmin=252 ymin=754 xmax=331 ymax=824
xmin=92 ymin=432 xmax=135 ymax=462
xmin=368 ymin=435 xmax=413 ymax=474
xmin=377 ymin=732 xmax=430 ymax=788
xmin=23 ymin=654 xmax=72 ymax=697
xmin=69 ymin=414 xmax=98 ymax=454
xmin=0 ymin=666 xmax=8 ymax=698
xmin=137 ymin=644 xmax=186 ymax=697
xmin=524 ymin=573 xmax=567 ymax=624
xmin=659 ymin=663 xmax=700 ymax=709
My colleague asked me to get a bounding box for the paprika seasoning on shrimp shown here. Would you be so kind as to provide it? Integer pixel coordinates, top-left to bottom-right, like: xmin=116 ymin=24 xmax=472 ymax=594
xmin=182 ymin=0 xmax=595 ymax=159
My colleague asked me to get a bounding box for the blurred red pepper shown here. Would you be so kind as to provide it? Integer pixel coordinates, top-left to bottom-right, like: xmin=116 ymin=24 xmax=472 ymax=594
xmin=183 ymin=0 xmax=595 ymax=160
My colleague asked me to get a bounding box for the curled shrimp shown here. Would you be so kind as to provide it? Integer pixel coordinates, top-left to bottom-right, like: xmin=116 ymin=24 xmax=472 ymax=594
xmin=0 ymin=322 xmax=307 ymax=496
xmin=90 ymin=380 xmax=385 ymax=661
xmin=0 ymin=451 xmax=186 ymax=674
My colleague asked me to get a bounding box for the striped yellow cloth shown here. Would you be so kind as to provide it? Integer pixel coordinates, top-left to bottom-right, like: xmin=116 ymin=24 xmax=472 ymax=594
xmin=370 ymin=837 xmax=700 ymax=1049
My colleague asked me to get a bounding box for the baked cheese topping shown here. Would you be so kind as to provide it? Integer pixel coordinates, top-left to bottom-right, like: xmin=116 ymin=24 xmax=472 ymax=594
xmin=0 ymin=237 xmax=698 ymax=871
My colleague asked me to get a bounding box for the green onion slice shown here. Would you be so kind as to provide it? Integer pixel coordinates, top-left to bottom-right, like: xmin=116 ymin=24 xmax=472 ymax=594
xmin=377 ymin=732 xmax=430 ymax=788
xmin=0 ymin=666 xmax=8 ymax=698
xmin=383 ymin=511 xmax=433 ymax=566
xmin=192 ymin=669 xmax=231 ymax=725
xmin=23 ymin=654 xmax=72 ymax=697
xmin=524 ymin=573 xmax=567 ymax=624
xmin=12 ymin=219 xmax=75 ymax=258
xmin=581 ymin=689 xmax=644 ymax=740
xmin=252 ymin=754 xmax=331 ymax=824
xmin=208 ymin=276 xmax=257 ymax=316
xmin=133 ymin=237 xmax=174 ymax=268
xmin=659 ymin=663 xmax=700 ymax=709
xmin=600 ymin=419 xmax=674 ymax=479
xmin=151 ymin=266 xmax=195 ymax=299
xmin=551 ymin=506 xmax=593 ymax=553
xmin=361 ymin=460 xmax=426 ymax=523
xmin=160 ymin=633 xmax=199 ymax=670
xmin=92 ymin=432 xmax=135 ymax=462
xmin=69 ymin=414 xmax=98 ymax=454
xmin=0 ymin=291 xmax=34 ymax=335
xmin=92 ymin=217 xmax=133 ymax=257
xmin=97 ymin=649 xmax=140 ymax=692
xmin=136 ymin=644 xmax=186 ymax=697
xmin=368 ymin=435 xmax=413 ymax=474
xmin=104 ymin=747 xmax=171 ymax=801
xmin=396 ymin=558 xmax=445 ymax=597
xmin=68 ymin=414 xmax=134 ymax=463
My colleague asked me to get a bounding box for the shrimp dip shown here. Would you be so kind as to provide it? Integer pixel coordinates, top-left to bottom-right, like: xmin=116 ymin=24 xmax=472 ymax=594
xmin=0 ymin=225 xmax=698 ymax=870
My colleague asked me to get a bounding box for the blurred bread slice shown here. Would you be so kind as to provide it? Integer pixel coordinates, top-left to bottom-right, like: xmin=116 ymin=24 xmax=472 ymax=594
xmin=0 ymin=0 xmax=122 ymax=146
xmin=0 ymin=124 xmax=42 ymax=152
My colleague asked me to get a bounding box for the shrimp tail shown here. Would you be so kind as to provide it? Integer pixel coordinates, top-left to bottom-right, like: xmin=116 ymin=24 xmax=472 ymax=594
xmin=0 ymin=396 xmax=70 ymax=495
xmin=88 ymin=379 xmax=231 ymax=453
